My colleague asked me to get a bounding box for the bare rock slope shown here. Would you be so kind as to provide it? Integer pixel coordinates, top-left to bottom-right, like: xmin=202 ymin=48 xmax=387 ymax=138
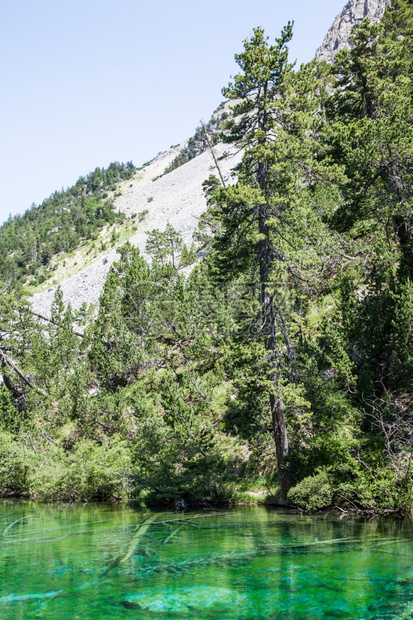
xmin=315 ymin=0 xmax=390 ymax=63
xmin=32 ymin=0 xmax=391 ymax=316
xmin=31 ymin=142 xmax=241 ymax=315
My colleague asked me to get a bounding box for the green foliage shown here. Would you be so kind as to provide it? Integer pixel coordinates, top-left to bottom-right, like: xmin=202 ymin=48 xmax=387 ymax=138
xmin=131 ymin=406 xmax=243 ymax=506
xmin=287 ymin=471 xmax=333 ymax=512
xmin=0 ymin=431 xmax=28 ymax=496
xmin=145 ymin=223 xmax=184 ymax=268
xmin=0 ymin=387 xmax=23 ymax=433
xmin=2 ymin=3 xmax=413 ymax=513
xmin=27 ymin=437 xmax=132 ymax=502
xmin=0 ymin=161 xmax=135 ymax=286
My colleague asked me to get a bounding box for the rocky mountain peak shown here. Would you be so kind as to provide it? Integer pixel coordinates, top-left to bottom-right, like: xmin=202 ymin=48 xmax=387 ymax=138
xmin=315 ymin=0 xmax=390 ymax=63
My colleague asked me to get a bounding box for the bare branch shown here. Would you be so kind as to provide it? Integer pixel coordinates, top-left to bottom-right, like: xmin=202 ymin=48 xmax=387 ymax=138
xmin=29 ymin=309 xmax=84 ymax=338
xmin=0 ymin=348 xmax=47 ymax=397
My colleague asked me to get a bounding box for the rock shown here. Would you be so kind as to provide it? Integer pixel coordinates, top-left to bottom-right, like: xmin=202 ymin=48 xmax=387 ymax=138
xmin=30 ymin=1 xmax=392 ymax=317
xmin=122 ymin=587 xmax=248 ymax=615
xmin=31 ymin=141 xmax=242 ymax=316
xmin=315 ymin=0 xmax=390 ymax=63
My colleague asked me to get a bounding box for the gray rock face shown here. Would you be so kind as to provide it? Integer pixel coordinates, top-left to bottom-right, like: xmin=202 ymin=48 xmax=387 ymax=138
xmin=315 ymin=0 xmax=390 ymax=63
xmin=30 ymin=0 xmax=393 ymax=317
xmin=30 ymin=142 xmax=242 ymax=317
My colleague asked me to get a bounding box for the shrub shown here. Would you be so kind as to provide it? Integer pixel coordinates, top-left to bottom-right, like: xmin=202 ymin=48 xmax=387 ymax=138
xmin=0 ymin=431 xmax=28 ymax=496
xmin=24 ymin=437 xmax=132 ymax=502
xmin=138 ymin=210 xmax=148 ymax=222
xmin=288 ymin=470 xmax=333 ymax=511
xmin=131 ymin=410 xmax=243 ymax=507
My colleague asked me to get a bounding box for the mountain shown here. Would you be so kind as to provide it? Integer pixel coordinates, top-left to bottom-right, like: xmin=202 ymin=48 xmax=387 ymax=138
xmin=9 ymin=0 xmax=389 ymax=316
xmin=315 ymin=0 xmax=390 ymax=62
xmin=1 ymin=0 xmax=412 ymax=512
xmin=31 ymin=128 xmax=241 ymax=316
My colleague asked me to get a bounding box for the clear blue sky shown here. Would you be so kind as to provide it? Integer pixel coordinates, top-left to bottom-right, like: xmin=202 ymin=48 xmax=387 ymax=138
xmin=0 ymin=0 xmax=346 ymax=225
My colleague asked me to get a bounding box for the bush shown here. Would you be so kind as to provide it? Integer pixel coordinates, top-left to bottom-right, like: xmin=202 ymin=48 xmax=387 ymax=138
xmin=25 ymin=436 xmax=132 ymax=502
xmin=288 ymin=470 xmax=333 ymax=511
xmin=0 ymin=431 xmax=28 ymax=496
xmin=131 ymin=411 xmax=244 ymax=507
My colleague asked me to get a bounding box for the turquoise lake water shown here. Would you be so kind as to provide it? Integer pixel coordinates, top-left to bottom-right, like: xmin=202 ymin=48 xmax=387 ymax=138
xmin=0 ymin=502 xmax=412 ymax=619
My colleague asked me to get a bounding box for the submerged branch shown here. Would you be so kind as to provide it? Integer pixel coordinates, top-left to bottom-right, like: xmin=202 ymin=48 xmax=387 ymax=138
xmin=120 ymin=512 xmax=165 ymax=563
xmin=2 ymin=515 xmax=33 ymax=538
xmin=103 ymin=512 xmax=165 ymax=575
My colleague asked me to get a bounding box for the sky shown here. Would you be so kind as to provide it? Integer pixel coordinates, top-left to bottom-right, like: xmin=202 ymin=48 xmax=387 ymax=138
xmin=0 ymin=0 xmax=346 ymax=225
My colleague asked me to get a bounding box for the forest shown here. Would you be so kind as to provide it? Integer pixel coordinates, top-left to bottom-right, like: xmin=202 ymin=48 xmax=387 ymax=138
xmin=0 ymin=161 xmax=135 ymax=286
xmin=0 ymin=0 xmax=412 ymax=514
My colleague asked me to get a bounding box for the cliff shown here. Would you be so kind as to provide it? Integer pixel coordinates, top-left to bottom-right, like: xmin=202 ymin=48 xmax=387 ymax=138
xmin=315 ymin=0 xmax=390 ymax=63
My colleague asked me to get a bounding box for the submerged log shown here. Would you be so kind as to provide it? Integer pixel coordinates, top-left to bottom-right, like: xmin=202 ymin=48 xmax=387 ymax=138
xmin=120 ymin=512 xmax=165 ymax=564
xmin=2 ymin=515 xmax=32 ymax=538
xmin=103 ymin=512 xmax=164 ymax=575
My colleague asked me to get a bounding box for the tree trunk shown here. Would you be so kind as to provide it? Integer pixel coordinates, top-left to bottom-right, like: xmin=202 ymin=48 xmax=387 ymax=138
xmin=256 ymin=159 xmax=291 ymax=493
xmin=0 ymin=348 xmax=47 ymax=397
xmin=270 ymin=391 xmax=291 ymax=495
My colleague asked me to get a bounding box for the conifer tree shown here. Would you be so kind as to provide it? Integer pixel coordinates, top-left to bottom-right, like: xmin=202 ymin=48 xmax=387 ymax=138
xmin=326 ymin=1 xmax=413 ymax=275
xmin=204 ymin=25 xmax=326 ymax=492
xmin=145 ymin=223 xmax=183 ymax=268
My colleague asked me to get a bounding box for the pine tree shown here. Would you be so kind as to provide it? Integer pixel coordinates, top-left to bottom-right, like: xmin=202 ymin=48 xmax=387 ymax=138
xmin=145 ymin=223 xmax=184 ymax=268
xmin=203 ymin=25 xmax=329 ymax=492
xmin=326 ymin=2 xmax=413 ymax=276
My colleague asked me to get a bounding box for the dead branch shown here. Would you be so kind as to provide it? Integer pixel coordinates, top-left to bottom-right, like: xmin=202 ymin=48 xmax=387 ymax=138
xmin=0 ymin=348 xmax=47 ymax=397
xmin=29 ymin=310 xmax=84 ymax=338
xmin=201 ymin=121 xmax=227 ymax=188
